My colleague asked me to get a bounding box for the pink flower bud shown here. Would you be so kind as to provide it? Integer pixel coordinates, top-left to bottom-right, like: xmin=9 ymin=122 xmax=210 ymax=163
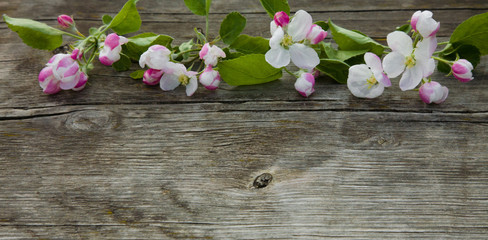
xmin=410 ymin=10 xmax=439 ymax=38
xmin=306 ymin=24 xmax=327 ymax=44
xmin=57 ymin=15 xmax=74 ymax=28
xmin=419 ymin=81 xmax=449 ymax=104
xmin=143 ymin=69 xmax=164 ymax=85
xmin=295 ymin=73 xmax=315 ymax=97
xmin=40 ymin=53 xmax=89 ymax=94
xmin=99 ymin=33 xmax=128 ymax=66
xmin=452 ymin=59 xmax=474 ymax=83
xmin=199 ymin=43 xmax=226 ymax=67
xmin=71 ymin=48 xmax=83 ymax=60
xmin=73 ymin=72 xmax=88 ymax=91
xmin=39 ymin=67 xmax=61 ymax=94
xmin=273 ymin=11 xmax=290 ymax=27
xmin=199 ymin=66 xmax=221 ymax=90
xmin=139 ymin=45 xmax=171 ymax=70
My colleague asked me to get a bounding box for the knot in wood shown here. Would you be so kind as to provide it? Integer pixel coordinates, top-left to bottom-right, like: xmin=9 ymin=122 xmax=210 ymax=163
xmin=65 ymin=110 xmax=119 ymax=132
xmin=253 ymin=173 xmax=273 ymax=188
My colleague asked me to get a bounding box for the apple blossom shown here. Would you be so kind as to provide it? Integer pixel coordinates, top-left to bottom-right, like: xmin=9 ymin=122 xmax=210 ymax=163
xmin=411 ymin=10 xmax=440 ymax=38
xmin=274 ymin=11 xmax=290 ymax=28
xmin=306 ymin=24 xmax=327 ymax=44
xmin=139 ymin=45 xmax=171 ymax=70
xmin=39 ymin=53 xmax=88 ymax=94
xmin=265 ymin=10 xmax=320 ymax=70
xmin=160 ymin=62 xmax=198 ymax=96
xmin=199 ymin=43 xmax=226 ymax=67
xmin=419 ymin=81 xmax=449 ymax=104
xmin=294 ymin=72 xmax=315 ymax=97
xmin=452 ymin=59 xmax=474 ymax=83
xmin=382 ymin=31 xmax=436 ymax=91
xmin=57 ymin=15 xmax=74 ymax=28
xmin=99 ymin=33 xmax=129 ymax=66
xmin=143 ymin=68 xmax=164 ymax=86
xmin=199 ymin=66 xmax=221 ymax=90
xmin=347 ymin=52 xmax=391 ymax=99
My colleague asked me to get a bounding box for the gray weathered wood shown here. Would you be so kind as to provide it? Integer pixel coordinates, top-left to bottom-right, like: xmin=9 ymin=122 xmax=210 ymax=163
xmin=1 ymin=0 xmax=488 ymax=239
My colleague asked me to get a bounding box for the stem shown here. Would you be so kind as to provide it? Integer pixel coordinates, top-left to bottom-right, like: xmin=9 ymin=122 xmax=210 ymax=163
xmin=284 ymin=67 xmax=299 ymax=78
xmin=438 ymin=41 xmax=449 ymax=45
xmin=432 ymin=56 xmax=452 ymax=65
xmin=175 ymin=48 xmax=201 ymax=59
xmin=62 ymin=31 xmax=84 ymax=40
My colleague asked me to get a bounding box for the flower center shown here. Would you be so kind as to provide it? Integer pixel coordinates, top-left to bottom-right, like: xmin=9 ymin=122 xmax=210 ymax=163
xmin=405 ymin=55 xmax=416 ymax=69
xmin=178 ymin=74 xmax=190 ymax=86
xmin=366 ymin=75 xmax=378 ymax=88
xmin=281 ymin=34 xmax=294 ymax=48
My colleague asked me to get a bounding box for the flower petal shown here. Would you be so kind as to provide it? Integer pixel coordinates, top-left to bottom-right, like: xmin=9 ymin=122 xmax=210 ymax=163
xmin=399 ymin=65 xmax=423 ymax=91
xmin=289 ymin=43 xmax=320 ymax=70
xmin=160 ymin=73 xmax=181 ymax=91
xmin=415 ymin=37 xmax=437 ymax=59
xmin=387 ymin=31 xmax=413 ymax=56
xmin=364 ymin=52 xmax=383 ymax=72
xmin=287 ymin=10 xmax=313 ymax=42
xmin=186 ymin=77 xmax=198 ymax=96
xmin=347 ymin=64 xmax=384 ymax=98
xmin=382 ymin=52 xmax=406 ymax=78
xmin=269 ymin=27 xmax=284 ymax=49
xmin=265 ymin=47 xmax=290 ymax=69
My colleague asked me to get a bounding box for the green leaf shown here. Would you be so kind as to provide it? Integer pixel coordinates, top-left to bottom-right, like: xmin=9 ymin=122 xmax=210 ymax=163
xmin=194 ymin=28 xmax=207 ymax=44
xmin=450 ymin=12 xmax=488 ymax=55
xmin=3 ymin=14 xmax=64 ymax=51
xmin=107 ymin=0 xmax=141 ymax=35
xmin=437 ymin=44 xmax=481 ymax=74
xmin=320 ymin=42 xmax=368 ymax=62
xmin=112 ymin=54 xmax=132 ymax=72
xmin=219 ymin=12 xmax=247 ymax=45
xmin=123 ymin=32 xmax=173 ymax=61
xmin=178 ymin=39 xmax=194 ymax=60
xmin=89 ymin=27 xmax=99 ymax=35
xmin=102 ymin=15 xmax=113 ymax=25
xmin=396 ymin=23 xmax=412 ymax=34
xmin=328 ymin=19 xmax=384 ymax=56
xmin=229 ymin=35 xmax=270 ymax=54
xmin=316 ymin=59 xmax=350 ymax=84
xmin=314 ymin=21 xmax=329 ymax=32
xmin=184 ymin=0 xmax=207 ymax=16
xmin=219 ymin=54 xmax=283 ymax=86
xmin=259 ymin=0 xmax=290 ymax=18
xmin=130 ymin=69 xmax=145 ymax=79
xmin=205 ymin=0 xmax=212 ymax=14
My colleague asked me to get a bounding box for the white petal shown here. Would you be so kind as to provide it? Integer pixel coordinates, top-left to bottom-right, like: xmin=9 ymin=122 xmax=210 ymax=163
xmin=399 ymin=66 xmax=423 ymax=91
xmin=265 ymin=47 xmax=290 ymax=69
xmin=382 ymin=52 xmax=406 ymax=78
xmin=415 ymin=37 xmax=437 ymax=59
xmin=419 ymin=58 xmax=435 ymax=78
xmin=59 ymin=76 xmax=79 ymax=90
xmin=289 ymin=43 xmax=320 ymax=70
xmin=186 ymin=77 xmax=198 ymax=96
xmin=270 ymin=21 xmax=278 ymax=35
xmin=364 ymin=52 xmax=383 ymax=72
xmin=160 ymin=74 xmax=181 ymax=91
xmin=387 ymin=31 xmax=413 ymax=56
xmin=417 ymin=12 xmax=440 ymax=38
xmin=269 ymin=27 xmax=284 ymax=48
xmin=347 ymin=64 xmax=384 ymax=98
xmin=139 ymin=51 xmax=149 ymax=68
xmin=287 ymin=10 xmax=313 ymax=42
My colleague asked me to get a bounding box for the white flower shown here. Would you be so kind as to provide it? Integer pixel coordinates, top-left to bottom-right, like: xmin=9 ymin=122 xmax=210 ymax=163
xmin=265 ymin=10 xmax=320 ymax=70
xmin=199 ymin=43 xmax=226 ymax=67
xmin=347 ymin=52 xmax=391 ymax=98
xmin=382 ymin=31 xmax=437 ymax=91
xmin=160 ymin=62 xmax=198 ymax=96
xmin=139 ymin=45 xmax=171 ymax=70
xmin=419 ymin=81 xmax=449 ymax=104
xmin=411 ymin=10 xmax=440 ymax=38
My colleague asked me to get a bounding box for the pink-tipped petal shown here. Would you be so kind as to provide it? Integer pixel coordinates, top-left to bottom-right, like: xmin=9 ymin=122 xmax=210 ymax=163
xmin=104 ymin=33 xmax=121 ymax=50
xmin=287 ymin=10 xmax=313 ymax=42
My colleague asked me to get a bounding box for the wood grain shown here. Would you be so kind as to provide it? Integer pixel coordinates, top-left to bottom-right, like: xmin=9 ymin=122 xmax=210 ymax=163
xmin=1 ymin=0 xmax=488 ymax=239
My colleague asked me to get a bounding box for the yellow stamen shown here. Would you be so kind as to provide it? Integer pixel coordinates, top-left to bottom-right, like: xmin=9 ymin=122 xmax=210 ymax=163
xmin=281 ymin=34 xmax=293 ymax=48
xmin=366 ymin=75 xmax=378 ymax=89
xmin=405 ymin=55 xmax=416 ymax=69
xmin=178 ymin=75 xmax=190 ymax=86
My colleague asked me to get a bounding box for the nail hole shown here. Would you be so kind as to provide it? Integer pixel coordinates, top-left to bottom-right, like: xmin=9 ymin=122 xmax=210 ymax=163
xmin=253 ymin=173 xmax=273 ymax=188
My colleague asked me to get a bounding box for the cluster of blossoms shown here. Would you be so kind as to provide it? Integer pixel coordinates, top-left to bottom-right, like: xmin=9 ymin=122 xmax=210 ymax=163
xmin=22 ymin=3 xmax=479 ymax=106
xmin=347 ymin=11 xmax=474 ymax=104
xmin=265 ymin=10 xmax=327 ymax=97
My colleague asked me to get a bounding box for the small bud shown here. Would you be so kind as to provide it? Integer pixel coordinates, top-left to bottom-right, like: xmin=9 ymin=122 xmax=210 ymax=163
xmin=57 ymin=15 xmax=74 ymax=28
xmin=143 ymin=69 xmax=164 ymax=86
xmin=452 ymin=59 xmax=474 ymax=83
xmin=306 ymin=24 xmax=327 ymax=44
xmin=273 ymin=11 xmax=290 ymax=28
xmin=199 ymin=66 xmax=221 ymax=90
xmin=70 ymin=48 xmax=83 ymax=60
xmin=295 ymin=73 xmax=315 ymax=97
xmin=419 ymin=81 xmax=449 ymax=104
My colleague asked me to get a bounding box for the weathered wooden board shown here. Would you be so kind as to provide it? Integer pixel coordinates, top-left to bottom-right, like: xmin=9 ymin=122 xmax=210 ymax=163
xmin=1 ymin=0 xmax=488 ymax=239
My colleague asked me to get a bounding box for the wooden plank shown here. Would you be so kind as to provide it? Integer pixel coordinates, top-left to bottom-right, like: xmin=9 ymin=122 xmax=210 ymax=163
xmin=0 ymin=105 xmax=487 ymax=239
